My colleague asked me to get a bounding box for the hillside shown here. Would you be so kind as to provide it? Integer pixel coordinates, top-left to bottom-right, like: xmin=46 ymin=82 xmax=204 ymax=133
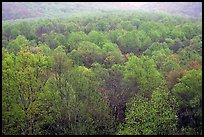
xmin=2 ymin=2 xmax=202 ymax=20
xmin=2 ymin=2 xmax=42 ymax=20
xmin=141 ymin=2 xmax=202 ymax=17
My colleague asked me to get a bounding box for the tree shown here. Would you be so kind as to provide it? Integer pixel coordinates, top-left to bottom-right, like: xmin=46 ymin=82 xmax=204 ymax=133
xmin=99 ymin=64 xmax=130 ymax=126
xmin=124 ymin=55 xmax=165 ymax=98
xmin=84 ymin=22 xmax=98 ymax=34
xmin=102 ymin=42 xmax=123 ymax=68
xmin=68 ymin=41 xmax=103 ymax=67
xmin=65 ymin=22 xmax=80 ymax=33
xmin=42 ymin=31 xmax=66 ymax=49
xmin=140 ymin=35 xmax=152 ymax=52
xmin=66 ymin=66 xmax=114 ymax=135
xmin=148 ymin=29 xmax=162 ymax=43
xmin=88 ymin=31 xmax=110 ymax=48
xmin=151 ymin=49 xmax=173 ymax=70
xmin=6 ymin=35 xmax=30 ymax=55
xmin=117 ymin=30 xmax=141 ymax=54
xmin=16 ymin=21 xmax=36 ymax=40
xmin=51 ymin=45 xmax=73 ymax=99
xmin=143 ymin=42 xmax=172 ymax=57
xmin=106 ymin=29 xmax=124 ymax=44
xmin=172 ymin=69 xmax=202 ymax=135
xmin=181 ymin=23 xmax=198 ymax=39
xmin=117 ymin=87 xmax=178 ymax=135
xmin=170 ymin=27 xmax=184 ymax=40
xmin=2 ymin=48 xmax=20 ymax=134
xmin=2 ymin=47 xmax=50 ymax=135
xmin=178 ymin=48 xmax=201 ymax=66
xmin=120 ymin=21 xmax=135 ymax=31
xmin=95 ymin=20 xmax=110 ymax=31
xmin=41 ymin=69 xmax=76 ymax=135
xmin=189 ymin=35 xmax=202 ymax=56
xmin=168 ymin=38 xmax=184 ymax=53
xmin=2 ymin=23 xmax=13 ymax=41
xmin=38 ymin=43 xmax=52 ymax=56
xmin=131 ymin=18 xmax=141 ymax=29
xmin=67 ymin=31 xmax=88 ymax=52
xmin=161 ymin=60 xmax=181 ymax=74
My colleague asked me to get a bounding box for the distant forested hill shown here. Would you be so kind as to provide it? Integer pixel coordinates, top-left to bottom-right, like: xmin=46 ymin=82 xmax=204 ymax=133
xmin=2 ymin=2 xmax=42 ymax=20
xmin=2 ymin=2 xmax=121 ymax=20
xmin=2 ymin=2 xmax=202 ymax=21
xmin=141 ymin=2 xmax=202 ymax=17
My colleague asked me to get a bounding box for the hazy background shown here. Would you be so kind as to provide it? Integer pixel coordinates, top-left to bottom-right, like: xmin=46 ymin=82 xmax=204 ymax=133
xmin=2 ymin=2 xmax=202 ymax=20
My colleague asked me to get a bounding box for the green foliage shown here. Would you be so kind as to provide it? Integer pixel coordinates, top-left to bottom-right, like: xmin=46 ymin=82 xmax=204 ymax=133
xmin=102 ymin=42 xmax=123 ymax=68
xmin=66 ymin=66 xmax=114 ymax=135
xmin=42 ymin=31 xmax=66 ymax=49
xmin=124 ymin=55 xmax=165 ymax=98
xmin=68 ymin=41 xmax=103 ymax=67
xmin=38 ymin=43 xmax=52 ymax=56
xmin=51 ymin=45 xmax=73 ymax=76
xmin=120 ymin=21 xmax=135 ymax=31
xmin=117 ymin=87 xmax=178 ymax=135
xmin=88 ymin=31 xmax=110 ymax=48
xmin=173 ymin=69 xmax=202 ymax=107
xmin=67 ymin=31 xmax=88 ymax=51
xmin=117 ymin=30 xmax=141 ymax=54
xmin=2 ymin=8 xmax=202 ymax=135
xmin=161 ymin=60 xmax=181 ymax=74
xmin=144 ymin=42 xmax=172 ymax=56
xmin=106 ymin=29 xmax=124 ymax=44
xmin=3 ymin=47 xmax=50 ymax=135
xmin=189 ymin=35 xmax=202 ymax=56
xmin=172 ymin=69 xmax=202 ymax=135
xmin=6 ymin=35 xmax=30 ymax=55
xmin=178 ymin=48 xmax=201 ymax=66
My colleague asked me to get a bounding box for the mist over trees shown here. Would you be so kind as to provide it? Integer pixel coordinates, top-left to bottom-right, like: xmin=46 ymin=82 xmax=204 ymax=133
xmin=2 ymin=2 xmax=202 ymax=20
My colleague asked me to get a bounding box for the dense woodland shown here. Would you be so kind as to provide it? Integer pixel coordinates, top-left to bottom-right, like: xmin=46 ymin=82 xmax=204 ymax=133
xmin=2 ymin=3 xmax=202 ymax=135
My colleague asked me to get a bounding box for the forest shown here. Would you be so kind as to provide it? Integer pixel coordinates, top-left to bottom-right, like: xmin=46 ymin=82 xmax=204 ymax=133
xmin=2 ymin=2 xmax=202 ymax=135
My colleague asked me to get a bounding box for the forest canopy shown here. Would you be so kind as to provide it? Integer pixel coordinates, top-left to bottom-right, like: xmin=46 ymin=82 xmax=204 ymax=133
xmin=2 ymin=2 xmax=202 ymax=135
